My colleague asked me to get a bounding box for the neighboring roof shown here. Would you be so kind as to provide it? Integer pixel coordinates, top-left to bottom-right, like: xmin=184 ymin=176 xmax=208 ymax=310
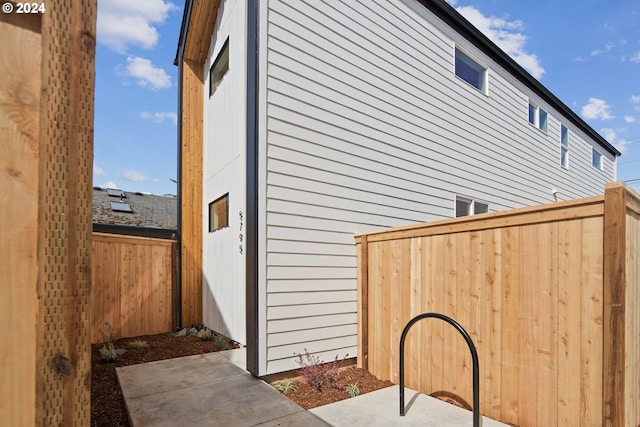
xmin=93 ymin=188 xmax=177 ymax=230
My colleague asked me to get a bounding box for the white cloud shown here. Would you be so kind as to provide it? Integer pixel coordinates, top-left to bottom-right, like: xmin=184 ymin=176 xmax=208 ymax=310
xmin=455 ymin=6 xmax=545 ymax=79
xmin=119 ymin=57 xmax=171 ymax=90
xmin=632 ymin=95 xmax=640 ymax=104
xmin=630 ymin=51 xmax=640 ymax=63
xmin=122 ymin=169 xmax=159 ymax=183
xmin=94 ymin=165 xmax=106 ymax=176
xmin=101 ymin=180 xmax=119 ymax=189
xmin=600 ymin=128 xmax=631 ymax=154
xmin=140 ymin=111 xmax=178 ymax=125
xmin=624 ymin=115 xmax=636 ymax=123
xmin=581 ymin=98 xmax=614 ymax=121
xmin=590 ymin=42 xmax=615 ymax=57
xmin=97 ymin=0 xmax=178 ymax=53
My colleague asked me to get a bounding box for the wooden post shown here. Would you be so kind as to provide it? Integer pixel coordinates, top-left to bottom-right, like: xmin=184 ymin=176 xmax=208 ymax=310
xmin=0 ymin=10 xmax=42 ymax=427
xmin=602 ymin=182 xmax=626 ymax=427
xmin=1 ymin=1 xmax=96 ymax=425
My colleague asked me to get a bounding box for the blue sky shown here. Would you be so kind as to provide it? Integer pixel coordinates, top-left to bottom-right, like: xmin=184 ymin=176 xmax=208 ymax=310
xmin=93 ymin=0 xmax=640 ymax=196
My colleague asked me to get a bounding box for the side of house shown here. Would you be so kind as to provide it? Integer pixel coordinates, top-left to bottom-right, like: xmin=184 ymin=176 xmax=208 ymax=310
xmin=177 ymin=0 xmax=619 ymax=377
xmin=201 ymin=0 xmax=249 ymax=345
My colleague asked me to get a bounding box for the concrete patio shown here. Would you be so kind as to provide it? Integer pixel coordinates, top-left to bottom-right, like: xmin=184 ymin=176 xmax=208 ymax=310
xmin=116 ymin=348 xmax=510 ymax=426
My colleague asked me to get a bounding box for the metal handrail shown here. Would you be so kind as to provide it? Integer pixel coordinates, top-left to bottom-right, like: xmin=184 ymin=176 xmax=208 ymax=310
xmin=399 ymin=312 xmax=481 ymax=427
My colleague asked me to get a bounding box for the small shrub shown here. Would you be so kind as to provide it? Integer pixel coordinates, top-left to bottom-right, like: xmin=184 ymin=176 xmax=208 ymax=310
xmin=129 ymin=339 xmax=148 ymax=349
xmin=199 ymin=328 xmax=213 ymax=341
xmin=100 ymin=322 xmax=118 ymax=362
xmin=273 ymin=379 xmax=296 ymax=393
xmin=100 ymin=342 xmax=117 ymax=362
xmin=345 ymin=383 xmax=360 ymax=398
xmin=214 ymin=334 xmax=232 ymax=350
xmin=294 ymin=349 xmax=346 ymax=391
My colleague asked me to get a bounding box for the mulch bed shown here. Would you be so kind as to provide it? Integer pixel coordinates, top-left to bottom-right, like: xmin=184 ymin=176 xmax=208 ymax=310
xmin=90 ymin=332 xmax=391 ymax=427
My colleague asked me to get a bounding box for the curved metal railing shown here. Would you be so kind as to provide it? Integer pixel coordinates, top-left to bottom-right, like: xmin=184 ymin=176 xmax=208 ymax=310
xmin=399 ymin=312 xmax=481 ymax=427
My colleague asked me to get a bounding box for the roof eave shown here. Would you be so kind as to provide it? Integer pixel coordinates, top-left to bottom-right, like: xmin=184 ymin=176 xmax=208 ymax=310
xmin=418 ymin=0 xmax=620 ymax=157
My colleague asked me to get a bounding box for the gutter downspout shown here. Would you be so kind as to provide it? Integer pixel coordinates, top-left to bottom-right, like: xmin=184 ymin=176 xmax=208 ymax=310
xmin=173 ymin=0 xmax=194 ymax=331
xmin=245 ymin=0 xmax=260 ymax=376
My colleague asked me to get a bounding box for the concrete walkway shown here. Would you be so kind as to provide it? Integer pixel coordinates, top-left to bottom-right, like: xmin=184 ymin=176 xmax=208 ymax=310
xmin=116 ymin=348 xmax=510 ymax=427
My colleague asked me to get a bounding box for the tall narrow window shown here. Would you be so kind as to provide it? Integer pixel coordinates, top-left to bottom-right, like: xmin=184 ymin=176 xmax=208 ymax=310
xmin=209 ymin=193 xmax=229 ymax=232
xmin=592 ymin=149 xmax=603 ymax=170
xmin=560 ymin=125 xmax=569 ymax=168
xmin=209 ymin=38 xmax=229 ymax=96
xmin=455 ymin=48 xmax=487 ymax=92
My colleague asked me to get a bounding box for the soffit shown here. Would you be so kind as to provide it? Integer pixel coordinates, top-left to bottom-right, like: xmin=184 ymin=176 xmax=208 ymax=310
xmin=183 ymin=0 xmax=220 ymax=64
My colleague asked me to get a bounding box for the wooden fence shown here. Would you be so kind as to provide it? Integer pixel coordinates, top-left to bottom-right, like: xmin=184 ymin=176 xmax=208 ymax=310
xmin=92 ymin=233 xmax=177 ymax=343
xmin=355 ymin=182 xmax=639 ymax=427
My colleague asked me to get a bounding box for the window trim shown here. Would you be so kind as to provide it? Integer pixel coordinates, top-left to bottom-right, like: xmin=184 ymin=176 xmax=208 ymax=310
xmin=209 ymin=193 xmax=229 ymax=232
xmin=454 ymin=47 xmax=488 ymax=94
xmin=209 ymin=38 xmax=229 ymax=96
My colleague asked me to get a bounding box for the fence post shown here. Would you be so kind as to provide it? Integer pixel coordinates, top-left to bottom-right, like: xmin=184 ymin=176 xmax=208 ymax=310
xmin=602 ymin=182 xmax=626 ymax=426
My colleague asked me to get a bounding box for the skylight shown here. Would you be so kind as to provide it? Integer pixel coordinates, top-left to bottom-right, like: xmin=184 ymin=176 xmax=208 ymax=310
xmin=106 ymin=189 xmax=126 ymax=198
xmin=110 ymin=201 xmax=133 ymax=213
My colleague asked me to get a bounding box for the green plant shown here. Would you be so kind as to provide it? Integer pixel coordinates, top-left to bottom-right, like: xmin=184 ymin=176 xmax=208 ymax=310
xmin=129 ymin=339 xmax=148 ymax=349
xmin=294 ymin=349 xmax=346 ymax=391
xmin=345 ymin=383 xmax=360 ymax=398
xmin=100 ymin=322 xmax=117 ymax=362
xmin=200 ymin=328 xmax=213 ymax=341
xmin=273 ymin=379 xmax=296 ymax=393
xmin=214 ymin=334 xmax=232 ymax=350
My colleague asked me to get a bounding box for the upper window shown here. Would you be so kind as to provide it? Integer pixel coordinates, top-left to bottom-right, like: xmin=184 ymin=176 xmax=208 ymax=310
xmin=455 ymin=196 xmax=489 ymax=217
xmin=209 ymin=38 xmax=229 ymax=96
xmin=592 ymin=149 xmax=603 ymax=170
xmin=528 ymin=101 xmax=547 ymax=133
xmin=455 ymin=48 xmax=487 ymax=93
xmin=209 ymin=193 xmax=229 ymax=232
xmin=560 ymin=125 xmax=569 ymax=168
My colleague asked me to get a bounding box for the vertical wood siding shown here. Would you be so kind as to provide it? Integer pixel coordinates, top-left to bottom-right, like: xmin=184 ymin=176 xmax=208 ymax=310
xmin=356 ymin=183 xmax=639 ymax=427
xmin=261 ymin=0 xmax=616 ymax=374
xmin=91 ymin=233 xmax=177 ymax=343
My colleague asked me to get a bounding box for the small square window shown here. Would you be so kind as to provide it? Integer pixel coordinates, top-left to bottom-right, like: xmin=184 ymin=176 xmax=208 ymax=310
xmin=592 ymin=149 xmax=603 ymax=170
xmin=528 ymin=101 xmax=547 ymax=133
xmin=209 ymin=38 xmax=229 ymax=96
xmin=456 ymin=196 xmax=489 ymax=217
xmin=209 ymin=193 xmax=229 ymax=232
xmin=474 ymin=202 xmax=489 ymax=214
xmin=456 ymin=198 xmax=471 ymax=217
xmin=455 ymin=48 xmax=487 ymax=92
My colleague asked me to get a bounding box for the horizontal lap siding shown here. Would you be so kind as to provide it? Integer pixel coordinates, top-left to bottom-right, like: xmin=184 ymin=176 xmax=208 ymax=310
xmin=263 ymin=0 xmax=614 ymax=374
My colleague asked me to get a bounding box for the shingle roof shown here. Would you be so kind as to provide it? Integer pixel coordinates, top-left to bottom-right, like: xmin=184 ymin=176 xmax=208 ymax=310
xmin=93 ymin=188 xmax=177 ymax=230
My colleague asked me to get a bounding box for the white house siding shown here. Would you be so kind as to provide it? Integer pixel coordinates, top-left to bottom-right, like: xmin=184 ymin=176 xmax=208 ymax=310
xmin=202 ymin=0 xmax=247 ymax=344
xmin=259 ymin=0 xmax=615 ymax=374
